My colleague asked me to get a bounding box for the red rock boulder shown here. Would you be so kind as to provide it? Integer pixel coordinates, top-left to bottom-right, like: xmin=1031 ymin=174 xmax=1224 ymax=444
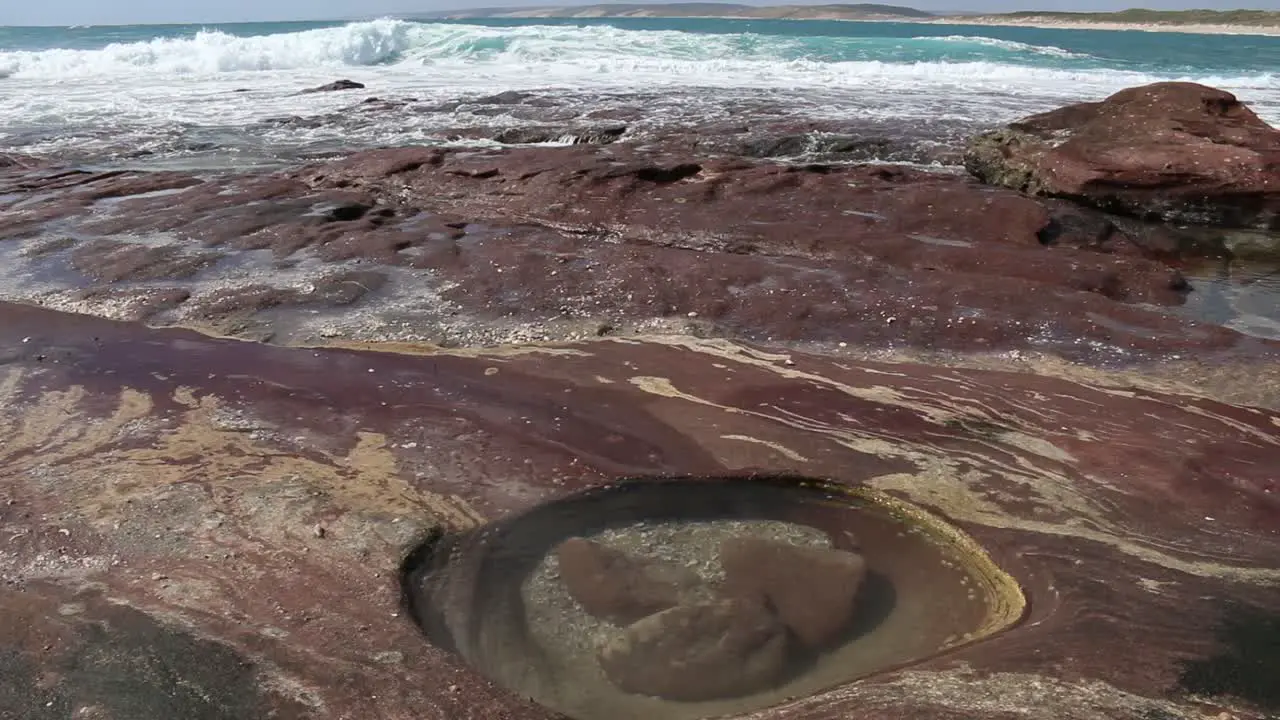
xmin=965 ymin=82 xmax=1280 ymax=229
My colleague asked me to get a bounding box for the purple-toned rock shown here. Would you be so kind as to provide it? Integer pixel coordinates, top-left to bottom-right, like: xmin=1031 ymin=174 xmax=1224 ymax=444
xmin=0 ymin=302 xmax=1276 ymax=720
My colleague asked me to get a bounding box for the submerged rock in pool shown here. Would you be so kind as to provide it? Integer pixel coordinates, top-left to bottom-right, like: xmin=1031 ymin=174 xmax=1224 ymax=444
xmin=556 ymin=537 xmax=699 ymax=625
xmin=598 ymin=597 xmax=789 ymax=701
xmin=721 ymin=537 xmax=867 ymax=649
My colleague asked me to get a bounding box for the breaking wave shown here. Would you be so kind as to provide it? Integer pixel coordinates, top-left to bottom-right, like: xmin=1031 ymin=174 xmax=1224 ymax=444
xmin=926 ymin=34 xmax=1090 ymax=59
xmin=0 ymin=19 xmax=418 ymax=76
xmin=0 ymin=17 xmax=1272 ymax=92
xmin=0 ymin=16 xmax=1276 ymax=137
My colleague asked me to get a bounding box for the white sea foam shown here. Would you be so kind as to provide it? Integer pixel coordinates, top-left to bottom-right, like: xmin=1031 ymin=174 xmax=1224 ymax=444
xmin=0 ymin=19 xmax=1265 ymax=88
xmin=0 ymin=19 xmax=419 ymax=76
xmin=927 ymin=34 xmax=1090 ymax=59
xmin=1 ymin=19 xmax=1277 ymax=164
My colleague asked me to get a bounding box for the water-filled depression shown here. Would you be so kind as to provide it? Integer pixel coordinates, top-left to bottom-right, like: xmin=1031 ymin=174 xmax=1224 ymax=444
xmin=401 ymin=475 xmax=1026 ymax=720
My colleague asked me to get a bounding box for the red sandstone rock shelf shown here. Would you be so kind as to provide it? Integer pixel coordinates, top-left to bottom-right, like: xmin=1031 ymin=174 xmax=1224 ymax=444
xmin=0 ymin=303 xmax=1277 ymax=719
xmin=2 ymin=82 xmax=1279 ymax=720
xmin=3 ymin=138 xmax=1276 ymax=367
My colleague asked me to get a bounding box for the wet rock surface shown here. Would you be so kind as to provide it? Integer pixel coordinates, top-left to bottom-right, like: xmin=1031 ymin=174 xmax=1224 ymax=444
xmin=0 ymin=152 xmax=44 ymax=170
xmin=5 ymin=140 xmax=1278 ymax=355
xmin=301 ymin=79 xmax=366 ymax=94
xmin=1 ymin=84 xmax=1279 ymax=720
xmin=0 ymin=586 xmax=312 ymax=720
xmin=599 ymin=597 xmax=790 ymax=702
xmin=966 ymin=82 xmax=1280 ymax=231
xmin=721 ymin=538 xmax=868 ymax=649
xmin=231 ymin=89 xmax=975 ymax=168
xmin=556 ymin=537 xmax=699 ymax=624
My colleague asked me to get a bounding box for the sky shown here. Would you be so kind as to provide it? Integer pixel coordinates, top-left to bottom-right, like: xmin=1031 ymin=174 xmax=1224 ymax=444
xmin=2 ymin=0 xmax=1279 ymax=27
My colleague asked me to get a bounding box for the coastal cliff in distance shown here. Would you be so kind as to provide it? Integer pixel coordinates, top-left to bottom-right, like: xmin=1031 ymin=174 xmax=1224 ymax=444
xmin=408 ymin=4 xmax=1280 ymax=30
xmin=413 ymin=3 xmax=935 ymax=21
xmin=964 ymin=8 xmax=1280 ymax=28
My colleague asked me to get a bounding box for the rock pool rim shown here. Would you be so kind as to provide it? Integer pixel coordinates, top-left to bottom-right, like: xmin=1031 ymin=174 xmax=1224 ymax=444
xmin=398 ymin=473 xmax=1029 ymax=673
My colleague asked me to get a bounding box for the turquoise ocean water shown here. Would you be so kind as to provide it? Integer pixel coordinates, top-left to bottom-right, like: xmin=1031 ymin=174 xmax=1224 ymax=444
xmin=4 ymin=17 xmax=1280 ymax=72
xmin=1 ymin=17 xmax=1279 ymax=164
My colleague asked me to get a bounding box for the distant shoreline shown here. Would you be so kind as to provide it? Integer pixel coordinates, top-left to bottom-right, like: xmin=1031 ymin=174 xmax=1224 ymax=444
xmin=912 ymin=16 xmax=1280 ymax=38
xmin=413 ymin=4 xmax=1280 ymax=37
xmin=419 ymin=13 xmax=1280 ymax=38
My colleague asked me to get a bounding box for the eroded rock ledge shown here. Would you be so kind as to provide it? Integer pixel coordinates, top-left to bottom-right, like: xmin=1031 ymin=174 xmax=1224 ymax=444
xmin=3 ymin=141 xmax=1274 ymax=366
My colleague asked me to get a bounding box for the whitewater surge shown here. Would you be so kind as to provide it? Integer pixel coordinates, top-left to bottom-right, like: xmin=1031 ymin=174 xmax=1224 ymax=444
xmin=2 ymin=17 xmax=1278 ymax=166
xmin=0 ymin=19 xmax=418 ymax=76
xmin=0 ymin=18 xmax=1268 ymax=88
xmin=927 ymin=34 xmax=1090 ymax=59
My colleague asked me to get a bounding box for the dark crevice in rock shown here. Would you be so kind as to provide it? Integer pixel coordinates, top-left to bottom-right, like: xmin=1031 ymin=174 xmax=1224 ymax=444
xmin=1037 ymin=218 xmax=1064 ymax=246
xmin=632 ymin=163 xmax=703 ymax=183
xmin=1177 ymin=602 xmax=1280 ymax=711
xmin=324 ymin=202 xmax=371 ymax=222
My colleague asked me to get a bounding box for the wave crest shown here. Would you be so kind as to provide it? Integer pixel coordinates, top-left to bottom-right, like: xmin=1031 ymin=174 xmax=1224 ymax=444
xmin=927 ymin=34 xmax=1089 ymax=59
xmin=0 ymin=18 xmax=1272 ymax=98
xmin=0 ymin=19 xmax=418 ymax=77
xmin=0 ymin=20 xmax=1100 ymax=79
